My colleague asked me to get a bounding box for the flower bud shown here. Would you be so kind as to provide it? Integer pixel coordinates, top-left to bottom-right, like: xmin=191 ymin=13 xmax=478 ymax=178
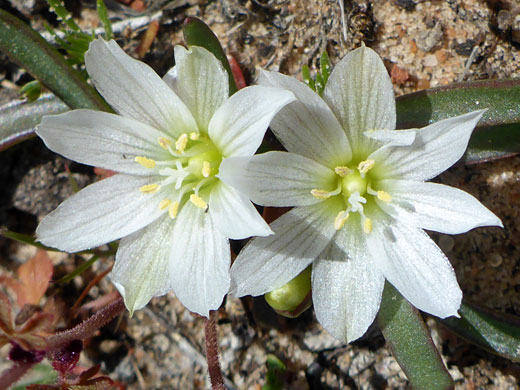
xmin=265 ymin=266 xmax=312 ymax=318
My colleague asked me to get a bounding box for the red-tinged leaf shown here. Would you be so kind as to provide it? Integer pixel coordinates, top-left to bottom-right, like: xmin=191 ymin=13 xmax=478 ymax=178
xmin=0 ymin=275 xmax=25 ymax=303
xmin=17 ymin=250 xmax=54 ymax=306
xmin=93 ymin=167 xmax=116 ymax=179
xmin=71 ymin=377 xmax=118 ymax=390
xmin=52 ymin=340 xmax=83 ymax=375
xmin=0 ymin=290 xmax=14 ymax=334
xmin=9 ymin=343 xmax=45 ymax=363
xmin=227 ymin=55 xmax=246 ymax=90
xmin=15 ymin=304 xmax=42 ymax=326
xmin=78 ymin=365 xmax=101 ymax=382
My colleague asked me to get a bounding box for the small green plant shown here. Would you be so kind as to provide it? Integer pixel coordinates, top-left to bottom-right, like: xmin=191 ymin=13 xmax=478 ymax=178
xmin=302 ymin=51 xmax=330 ymax=96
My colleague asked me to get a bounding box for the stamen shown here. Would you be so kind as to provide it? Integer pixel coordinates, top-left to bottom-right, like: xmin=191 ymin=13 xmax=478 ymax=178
xmin=158 ymin=199 xmax=171 ymax=210
xmin=169 ymin=201 xmax=179 ymax=218
xmin=311 ymin=189 xmax=332 ymax=199
xmin=190 ymin=194 xmax=208 ymax=210
xmin=377 ymin=190 xmax=392 ymax=203
xmin=139 ymin=183 xmax=160 ymax=194
xmin=363 ymin=218 xmax=372 ymax=233
xmin=358 ymin=159 xmax=375 ymax=177
xmin=334 ymin=210 xmax=350 ymax=230
xmin=334 ymin=166 xmax=352 ymax=177
xmin=158 ymin=137 xmax=172 ymax=149
xmin=189 ymin=132 xmax=200 ymax=140
xmin=175 ymin=133 xmax=188 ymax=153
xmin=135 ymin=156 xmax=156 ymax=169
xmin=202 ymin=161 xmax=211 ymax=178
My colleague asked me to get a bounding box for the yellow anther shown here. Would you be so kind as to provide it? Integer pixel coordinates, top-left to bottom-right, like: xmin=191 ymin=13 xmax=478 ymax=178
xmin=168 ymin=201 xmax=179 ymax=219
xmin=190 ymin=194 xmax=208 ymax=210
xmin=158 ymin=137 xmax=172 ymax=149
xmin=202 ymin=161 xmax=211 ymax=178
xmin=334 ymin=210 xmax=350 ymax=230
xmin=363 ymin=218 xmax=372 ymax=233
xmin=158 ymin=199 xmax=171 ymax=210
xmin=377 ymin=190 xmax=392 ymax=203
xmin=189 ymin=132 xmax=200 ymax=140
xmin=175 ymin=133 xmax=188 ymax=153
xmin=358 ymin=159 xmax=375 ymax=176
xmin=139 ymin=183 xmax=160 ymax=194
xmin=334 ymin=166 xmax=352 ymax=177
xmin=135 ymin=156 xmax=156 ymax=169
xmin=311 ymin=189 xmax=331 ymax=199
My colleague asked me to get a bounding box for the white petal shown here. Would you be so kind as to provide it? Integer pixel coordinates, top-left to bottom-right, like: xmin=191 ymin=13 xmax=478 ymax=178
xmin=368 ymin=216 xmax=462 ymax=318
xmin=258 ymin=70 xmax=351 ymax=167
xmin=323 ymin=45 xmax=396 ymax=154
xmin=208 ymin=86 xmax=295 ymax=157
xmin=37 ymin=110 xmax=170 ymax=175
xmin=36 ymin=174 xmax=166 ymax=252
xmin=209 ymin=181 xmax=273 ymax=239
xmin=111 ymin=215 xmax=174 ymax=315
xmin=363 ymin=129 xmax=416 ymax=146
xmin=313 ymin=227 xmax=385 ymax=343
xmin=230 ymin=200 xmax=341 ymax=297
xmin=164 ymin=46 xmax=229 ymax=131
xmin=377 ymin=179 xmax=503 ymax=234
xmin=371 ymin=110 xmax=485 ymax=181
xmin=85 ymin=38 xmax=197 ymax=136
xmin=169 ymin=202 xmax=230 ymax=317
xmin=218 ymin=152 xmax=336 ymax=207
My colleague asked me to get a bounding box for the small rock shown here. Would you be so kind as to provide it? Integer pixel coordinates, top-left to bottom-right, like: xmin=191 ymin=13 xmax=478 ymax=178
xmin=454 ymin=39 xmax=477 ymax=56
xmin=424 ymin=54 xmax=438 ymax=67
xmin=497 ymin=10 xmax=512 ymax=31
xmin=395 ymin=0 xmax=416 ymax=12
xmin=415 ymin=22 xmax=443 ymax=52
xmin=303 ymin=326 xmax=345 ymax=352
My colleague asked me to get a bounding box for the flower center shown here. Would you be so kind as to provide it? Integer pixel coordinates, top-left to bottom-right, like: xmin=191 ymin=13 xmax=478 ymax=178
xmin=311 ymin=159 xmax=392 ymax=233
xmin=134 ymin=132 xmax=222 ymax=219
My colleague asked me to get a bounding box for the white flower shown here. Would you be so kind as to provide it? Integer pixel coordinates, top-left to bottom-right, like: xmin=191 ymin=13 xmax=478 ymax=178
xmin=219 ymin=45 xmax=503 ymax=342
xmin=35 ymin=38 xmax=295 ymax=317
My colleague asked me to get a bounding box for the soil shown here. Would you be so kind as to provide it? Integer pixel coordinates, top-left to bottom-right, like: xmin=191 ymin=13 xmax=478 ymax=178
xmin=1 ymin=0 xmax=520 ymax=389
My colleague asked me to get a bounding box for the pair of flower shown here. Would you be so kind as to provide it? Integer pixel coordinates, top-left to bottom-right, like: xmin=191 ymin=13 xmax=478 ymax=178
xmin=36 ymin=38 xmax=501 ymax=343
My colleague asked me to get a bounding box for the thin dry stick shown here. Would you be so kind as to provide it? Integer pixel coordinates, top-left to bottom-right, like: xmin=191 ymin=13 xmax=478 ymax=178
xmin=204 ymin=311 xmax=225 ymax=390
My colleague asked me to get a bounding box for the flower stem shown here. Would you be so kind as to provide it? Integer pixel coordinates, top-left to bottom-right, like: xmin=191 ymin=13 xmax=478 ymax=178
xmin=47 ymin=296 xmax=125 ymax=350
xmin=0 ymin=362 xmax=34 ymax=390
xmin=204 ymin=311 xmax=224 ymax=390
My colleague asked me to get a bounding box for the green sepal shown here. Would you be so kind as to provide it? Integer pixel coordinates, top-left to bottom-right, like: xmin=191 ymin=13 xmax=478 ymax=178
xmin=377 ymin=282 xmax=454 ymax=390
xmin=0 ymin=9 xmax=111 ymax=112
xmin=265 ymin=266 xmax=312 ymax=314
xmin=182 ymin=16 xmax=237 ymax=95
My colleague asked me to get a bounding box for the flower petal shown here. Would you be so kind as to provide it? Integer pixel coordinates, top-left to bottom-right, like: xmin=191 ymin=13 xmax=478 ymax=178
xmin=377 ymin=179 xmax=503 ymax=234
xmin=313 ymin=227 xmax=385 ymax=343
xmin=363 ymin=129 xmax=416 ymax=146
xmin=218 ymin=151 xmax=336 ymax=207
xmin=111 ymin=215 xmax=174 ymax=315
xmin=368 ymin=215 xmax=462 ymax=318
xmin=163 ymin=46 xmax=229 ymax=131
xmin=37 ymin=110 xmax=170 ymax=175
xmin=323 ymin=45 xmax=396 ymax=155
xmin=230 ymin=200 xmax=341 ymax=297
xmin=208 ymin=86 xmax=295 ymax=157
xmin=169 ymin=202 xmax=230 ymax=317
xmin=36 ymin=174 xmax=166 ymax=252
xmin=85 ymin=38 xmax=197 ymax=136
xmin=258 ymin=70 xmax=351 ymax=167
xmin=370 ymin=110 xmax=485 ymax=181
xmin=209 ymin=181 xmax=273 ymax=239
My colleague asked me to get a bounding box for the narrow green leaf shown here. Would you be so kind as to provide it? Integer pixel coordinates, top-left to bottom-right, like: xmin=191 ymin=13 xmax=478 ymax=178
xmin=19 ymin=80 xmax=42 ymax=102
xmin=440 ymin=300 xmax=520 ymax=362
xmin=182 ymin=16 xmax=237 ymax=95
xmin=262 ymin=354 xmax=286 ymax=390
xmin=46 ymin=0 xmax=80 ymax=32
xmin=0 ymin=93 xmax=69 ymax=151
xmin=55 ymin=254 xmax=99 ymax=284
xmin=320 ymin=51 xmax=330 ymax=84
xmin=395 ymin=79 xmax=520 ymax=163
xmin=96 ymin=0 xmax=113 ymax=41
xmin=0 ymin=9 xmax=111 ymax=112
xmin=301 ymin=64 xmax=315 ymax=91
xmin=377 ymin=282 xmax=453 ymax=390
xmin=11 ymin=364 xmax=58 ymax=390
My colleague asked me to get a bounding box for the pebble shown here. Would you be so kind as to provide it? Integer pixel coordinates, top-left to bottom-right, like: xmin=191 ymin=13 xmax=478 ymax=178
xmin=424 ymin=54 xmax=438 ymax=67
xmin=415 ymin=22 xmax=443 ymax=52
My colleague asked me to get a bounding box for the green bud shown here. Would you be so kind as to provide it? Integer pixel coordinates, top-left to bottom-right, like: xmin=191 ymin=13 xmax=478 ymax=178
xmin=265 ymin=266 xmax=312 ymax=316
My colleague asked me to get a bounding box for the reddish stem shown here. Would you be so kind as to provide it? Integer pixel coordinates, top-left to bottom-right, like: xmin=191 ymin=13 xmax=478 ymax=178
xmin=0 ymin=362 xmax=34 ymax=390
xmin=47 ymin=296 xmax=125 ymax=350
xmin=204 ymin=311 xmax=224 ymax=390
